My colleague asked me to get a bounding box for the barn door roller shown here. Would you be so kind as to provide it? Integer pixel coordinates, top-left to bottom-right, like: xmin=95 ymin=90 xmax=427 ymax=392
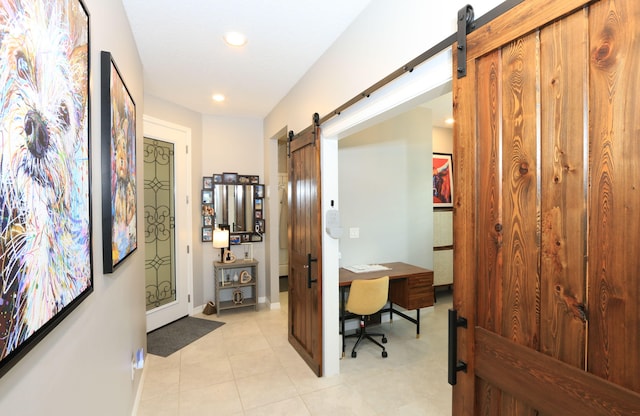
xmin=456 ymin=4 xmax=475 ymax=78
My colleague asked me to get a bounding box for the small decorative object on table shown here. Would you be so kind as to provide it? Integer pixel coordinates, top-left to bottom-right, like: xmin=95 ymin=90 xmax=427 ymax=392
xmin=232 ymin=289 xmax=244 ymax=304
xmin=241 ymin=243 xmax=253 ymax=261
xmin=240 ymin=270 xmax=252 ymax=284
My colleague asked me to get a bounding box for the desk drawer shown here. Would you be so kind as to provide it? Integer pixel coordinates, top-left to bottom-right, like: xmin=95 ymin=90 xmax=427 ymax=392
xmin=407 ymin=287 xmax=434 ymax=309
xmin=407 ymin=273 xmax=433 ymax=288
xmin=388 ymin=272 xmax=434 ymax=309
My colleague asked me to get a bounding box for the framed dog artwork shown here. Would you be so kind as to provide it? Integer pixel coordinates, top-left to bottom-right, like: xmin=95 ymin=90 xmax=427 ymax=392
xmin=0 ymin=0 xmax=92 ymax=377
xmin=101 ymin=51 xmax=137 ymax=273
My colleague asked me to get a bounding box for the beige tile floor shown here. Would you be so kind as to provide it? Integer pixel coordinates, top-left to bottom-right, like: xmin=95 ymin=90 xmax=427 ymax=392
xmin=136 ymin=290 xmax=453 ymax=415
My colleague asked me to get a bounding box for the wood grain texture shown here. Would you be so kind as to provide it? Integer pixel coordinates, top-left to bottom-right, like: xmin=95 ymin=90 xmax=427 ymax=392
xmin=288 ymin=126 xmax=322 ymax=376
xmin=452 ymin=42 xmax=478 ymax=416
xmin=475 ymin=328 xmax=640 ymax=415
xmin=453 ymin=0 xmax=640 ymax=413
xmin=467 ymin=0 xmax=591 ymax=62
xmin=476 ymin=50 xmax=504 ymax=336
xmin=499 ymin=35 xmax=540 ymax=416
xmin=500 ymin=32 xmax=540 ymax=352
xmin=539 ymin=9 xmax=588 ymax=369
xmin=588 ymin=0 xmax=640 ymax=392
xmin=475 ymin=49 xmax=505 ymax=414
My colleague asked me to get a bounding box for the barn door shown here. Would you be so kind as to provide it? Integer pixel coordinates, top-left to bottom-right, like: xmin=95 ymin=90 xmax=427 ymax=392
xmin=288 ymin=117 xmax=323 ymax=376
xmin=452 ymin=0 xmax=640 ymax=414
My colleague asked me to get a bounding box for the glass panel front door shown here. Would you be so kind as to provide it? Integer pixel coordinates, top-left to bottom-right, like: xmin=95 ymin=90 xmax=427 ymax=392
xmin=144 ymin=138 xmax=176 ymax=311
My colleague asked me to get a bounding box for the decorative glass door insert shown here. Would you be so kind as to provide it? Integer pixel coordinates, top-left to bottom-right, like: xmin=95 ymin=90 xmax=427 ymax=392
xmin=144 ymin=137 xmax=176 ymax=311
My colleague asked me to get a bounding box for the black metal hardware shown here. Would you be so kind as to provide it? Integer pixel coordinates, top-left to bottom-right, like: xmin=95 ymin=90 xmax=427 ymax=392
xmin=448 ymin=308 xmax=468 ymax=385
xmin=287 ymin=130 xmax=294 ymax=157
xmin=311 ymin=113 xmax=320 ymax=145
xmin=456 ymin=4 xmax=475 ymax=78
xmin=306 ymin=253 xmax=318 ymax=288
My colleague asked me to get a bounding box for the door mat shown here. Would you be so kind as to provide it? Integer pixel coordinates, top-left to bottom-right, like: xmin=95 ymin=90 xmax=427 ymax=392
xmin=147 ymin=316 xmax=224 ymax=357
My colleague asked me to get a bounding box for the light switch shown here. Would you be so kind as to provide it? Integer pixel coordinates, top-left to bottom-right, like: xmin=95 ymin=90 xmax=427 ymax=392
xmin=349 ymin=227 xmax=360 ymax=238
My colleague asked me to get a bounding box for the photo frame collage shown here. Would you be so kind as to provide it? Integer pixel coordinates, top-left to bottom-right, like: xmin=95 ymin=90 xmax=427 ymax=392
xmin=202 ymin=173 xmax=265 ymax=243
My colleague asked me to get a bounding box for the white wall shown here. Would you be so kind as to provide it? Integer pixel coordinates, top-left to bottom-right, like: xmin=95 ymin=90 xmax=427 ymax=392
xmin=0 ymin=0 xmax=146 ymax=414
xmin=143 ymin=95 xmax=205 ymax=305
xmin=264 ymin=0 xmax=505 ymax=139
xmin=338 ymin=107 xmax=433 ymax=268
xmin=142 ymin=99 xmax=269 ymax=309
xmin=200 ymin=115 xmax=266 ymax=305
xmin=433 ymin=126 xmax=453 ymax=154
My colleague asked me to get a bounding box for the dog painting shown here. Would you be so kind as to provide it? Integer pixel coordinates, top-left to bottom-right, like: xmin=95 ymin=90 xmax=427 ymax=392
xmin=101 ymin=51 xmax=136 ymax=273
xmin=0 ymin=0 xmax=91 ymax=372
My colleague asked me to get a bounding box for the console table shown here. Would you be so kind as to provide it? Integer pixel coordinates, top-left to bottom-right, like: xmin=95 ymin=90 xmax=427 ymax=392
xmin=214 ymin=260 xmax=258 ymax=315
xmin=339 ymin=262 xmax=434 ymax=356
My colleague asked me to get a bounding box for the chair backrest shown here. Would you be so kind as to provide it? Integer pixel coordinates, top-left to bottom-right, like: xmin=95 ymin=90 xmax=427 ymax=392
xmin=346 ymin=276 xmax=389 ymax=316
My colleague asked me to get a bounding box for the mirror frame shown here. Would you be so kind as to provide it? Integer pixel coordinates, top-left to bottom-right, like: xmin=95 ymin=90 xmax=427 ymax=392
xmin=201 ymin=173 xmax=265 ymax=244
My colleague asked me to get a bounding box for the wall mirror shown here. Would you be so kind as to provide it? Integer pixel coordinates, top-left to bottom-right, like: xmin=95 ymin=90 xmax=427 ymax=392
xmin=201 ymin=173 xmax=265 ymax=243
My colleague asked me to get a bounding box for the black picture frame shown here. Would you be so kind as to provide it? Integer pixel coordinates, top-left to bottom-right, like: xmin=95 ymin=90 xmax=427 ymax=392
xmin=256 ymin=219 xmax=265 ymax=234
xmin=222 ymin=172 xmax=238 ymax=184
xmin=202 ymin=227 xmax=213 ymax=242
xmin=202 ymin=176 xmax=213 ymax=189
xmin=0 ymin=0 xmax=93 ymax=378
xmin=202 ymin=204 xmax=214 ymax=217
xmin=202 ymin=189 xmax=213 ymax=204
xmin=101 ymin=51 xmax=138 ymax=273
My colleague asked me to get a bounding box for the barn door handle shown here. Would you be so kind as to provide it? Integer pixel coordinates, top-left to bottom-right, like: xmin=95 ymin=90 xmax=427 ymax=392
xmin=306 ymin=253 xmax=318 ymax=288
xmin=448 ymin=308 xmax=468 ymax=385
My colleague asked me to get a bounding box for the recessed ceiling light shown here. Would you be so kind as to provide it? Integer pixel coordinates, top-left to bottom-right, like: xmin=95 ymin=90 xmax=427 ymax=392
xmin=212 ymin=94 xmax=225 ymax=102
xmin=445 ymin=117 xmax=455 ymax=125
xmin=223 ymin=31 xmax=247 ymax=47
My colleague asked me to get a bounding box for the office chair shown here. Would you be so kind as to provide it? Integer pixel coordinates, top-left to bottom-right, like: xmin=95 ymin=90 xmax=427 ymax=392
xmin=345 ymin=275 xmax=389 ymax=358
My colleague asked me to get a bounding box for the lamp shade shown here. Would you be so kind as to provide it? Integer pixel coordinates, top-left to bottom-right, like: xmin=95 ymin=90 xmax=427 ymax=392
xmin=212 ymin=228 xmax=229 ymax=249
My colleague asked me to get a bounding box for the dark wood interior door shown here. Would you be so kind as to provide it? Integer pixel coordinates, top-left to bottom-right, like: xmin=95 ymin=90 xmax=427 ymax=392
xmin=452 ymin=0 xmax=640 ymax=414
xmin=288 ymin=122 xmax=323 ymax=376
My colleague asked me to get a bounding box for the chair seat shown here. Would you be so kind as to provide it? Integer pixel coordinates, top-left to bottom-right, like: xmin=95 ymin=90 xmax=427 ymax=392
xmin=345 ymin=276 xmax=389 ymax=358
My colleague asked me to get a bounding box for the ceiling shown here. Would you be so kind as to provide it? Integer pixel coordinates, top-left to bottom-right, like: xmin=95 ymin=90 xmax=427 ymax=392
xmin=121 ymin=0 xmax=372 ymax=119
xmin=122 ymin=1 xmax=452 ymax=126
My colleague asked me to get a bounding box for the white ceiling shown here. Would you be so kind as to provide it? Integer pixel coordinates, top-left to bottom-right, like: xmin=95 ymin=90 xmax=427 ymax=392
xmin=121 ymin=0 xmax=372 ymax=119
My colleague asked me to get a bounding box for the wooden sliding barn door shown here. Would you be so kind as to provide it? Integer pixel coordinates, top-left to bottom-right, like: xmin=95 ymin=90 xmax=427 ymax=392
xmin=288 ymin=119 xmax=323 ymax=376
xmin=452 ymin=0 xmax=640 ymax=414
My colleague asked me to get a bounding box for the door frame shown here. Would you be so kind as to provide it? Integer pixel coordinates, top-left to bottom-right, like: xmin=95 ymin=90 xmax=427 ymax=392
xmin=265 ymin=1 xmax=525 ymax=377
xmin=319 ymin=49 xmax=454 ymax=376
xmin=143 ymin=115 xmax=193 ymax=332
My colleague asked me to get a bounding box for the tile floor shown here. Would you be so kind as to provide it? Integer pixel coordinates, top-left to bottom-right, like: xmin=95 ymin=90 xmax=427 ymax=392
xmin=136 ymin=290 xmax=453 ymax=415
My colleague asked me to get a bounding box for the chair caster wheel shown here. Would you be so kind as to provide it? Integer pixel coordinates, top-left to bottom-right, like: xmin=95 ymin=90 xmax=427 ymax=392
xmin=382 ymin=337 xmax=387 ymax=344
xmin=382 ymin=351 xmax=388 ymax=358
xmin=351 ymin=351 xmax=357 ymax=358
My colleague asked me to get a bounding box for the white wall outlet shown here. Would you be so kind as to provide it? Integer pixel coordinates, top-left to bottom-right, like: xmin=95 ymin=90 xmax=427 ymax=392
xmin=349 ymin=227 xmax=360 ymax=239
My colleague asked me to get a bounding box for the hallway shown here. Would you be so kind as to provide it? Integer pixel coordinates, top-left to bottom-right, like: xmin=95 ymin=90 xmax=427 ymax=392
xmin=137 ymin=291 xmax=453 ymax=415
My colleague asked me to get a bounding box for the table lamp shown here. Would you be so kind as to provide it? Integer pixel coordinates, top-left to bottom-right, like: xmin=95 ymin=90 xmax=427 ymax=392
xmin=212 ymin=228 xmax=230 ymax=262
